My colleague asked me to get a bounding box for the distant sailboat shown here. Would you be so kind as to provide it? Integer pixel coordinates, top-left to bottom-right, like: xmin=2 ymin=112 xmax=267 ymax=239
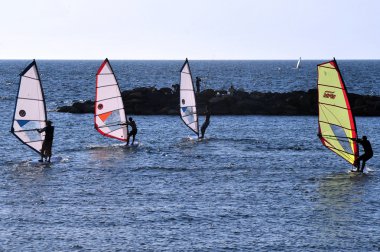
xmin=95 ymin=58 xmax=128 ymax=142
xmin=296 ymin=57 xmax=302 ymax=69
xmin=180 ymin=58 xmax=199 ymax=138
xmin=11 ymin=60 xmax=47 ymax=156
xmin=317 ymin=58 xmax=359 ymax=166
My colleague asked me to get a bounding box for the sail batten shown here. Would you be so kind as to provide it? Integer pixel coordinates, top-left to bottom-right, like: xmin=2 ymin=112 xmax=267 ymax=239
xmin=95 ymin=59 xmax=128 ymax=142
xmin=11 ymin=60 xmax=47 ymax=155
xmin=180 ymin=59 xmax=199 ymax=136
xmin=317 ymin=59 xmax=359 ymax=165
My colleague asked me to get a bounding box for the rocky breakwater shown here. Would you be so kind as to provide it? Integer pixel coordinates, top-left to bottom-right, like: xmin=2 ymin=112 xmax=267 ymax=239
xmin=57 ymin=86 xmax=380 ymax=116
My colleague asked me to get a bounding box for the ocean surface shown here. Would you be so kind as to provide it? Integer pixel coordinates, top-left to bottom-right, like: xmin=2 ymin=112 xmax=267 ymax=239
xmin=0 ymin=60 xmax=379 ymax=251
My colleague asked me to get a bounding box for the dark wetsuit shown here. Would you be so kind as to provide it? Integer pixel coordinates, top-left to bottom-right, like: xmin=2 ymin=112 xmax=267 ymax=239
xmin=200 ymin=114 xmax=210 ymax=139
xmin=127 ymin=120 xmax=137 ymax=145
xmin=356 ymin=138 xmax=373 ymax=172
xmin=39 ymin=125 xmax=54 ymax=159
xmin=196 ymin=77 xmax=201 ymax=94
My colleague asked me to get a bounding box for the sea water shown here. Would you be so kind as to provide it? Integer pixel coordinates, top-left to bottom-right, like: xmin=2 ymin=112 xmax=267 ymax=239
xmin=0 ymin=61 xmax=379 ymax=250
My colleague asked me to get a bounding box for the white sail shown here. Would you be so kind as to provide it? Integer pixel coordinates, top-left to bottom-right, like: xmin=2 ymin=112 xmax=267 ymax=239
xmin=95 ymin=58 xmax=128 ymax=141
xmin=296 ymin=57 xmax=302 ymax=69
xmin=180 ymin=58 xmax=199 ymax=136
xmin=11 ymin=60 xmax=47 ymax=155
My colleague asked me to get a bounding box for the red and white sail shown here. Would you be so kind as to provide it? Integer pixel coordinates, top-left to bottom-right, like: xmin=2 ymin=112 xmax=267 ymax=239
xmin=95 ymin=59 xmax=128 ymax=141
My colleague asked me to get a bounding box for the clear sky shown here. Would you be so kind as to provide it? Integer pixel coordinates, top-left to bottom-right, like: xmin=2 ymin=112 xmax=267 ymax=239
xmin=1 ymin=0 xmax=379 ymax=59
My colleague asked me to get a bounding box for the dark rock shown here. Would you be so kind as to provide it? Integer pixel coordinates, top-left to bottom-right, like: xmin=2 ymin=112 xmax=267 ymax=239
xmin=158 ymin=87 xmax=173 ymax=95
xmin=57 ymin=87 xmax=380 ymax=116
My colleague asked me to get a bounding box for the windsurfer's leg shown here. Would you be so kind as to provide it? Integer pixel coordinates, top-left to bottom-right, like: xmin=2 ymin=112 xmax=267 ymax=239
xmin=200 ymin=126 xmax=205 ymax=138
xmin=361 ymin=160 xmax=366 ymax=172
xmin=356 ymin=155 xmax=364 ymax=171
xmin=39 ymin=146 xmax=45 ymax=162
xmin=126 ymin=133 xmax=130 ymax=145
xmin=361 ymin=156 xmax=369 ymax=172
xmin=132 ymin=134 xmax=135 ymax=145
xmin=44 ymin=143 xmax=52 ymax=162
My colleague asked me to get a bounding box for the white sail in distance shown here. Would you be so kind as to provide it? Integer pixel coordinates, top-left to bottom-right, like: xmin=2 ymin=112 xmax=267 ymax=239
xmin=95 ymin=58 xmax=128 ymax=142
xmin=180 ymin=58 xmax=199 ymax=136
xmin=296 ymin=57 xmax=302 ymax=69
xmin=11 ymin=60 xmax=47 ymax=155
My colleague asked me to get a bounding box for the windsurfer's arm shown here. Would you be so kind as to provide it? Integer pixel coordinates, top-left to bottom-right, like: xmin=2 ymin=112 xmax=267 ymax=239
xmin=37 ymin=127 xmax=46 ymax=133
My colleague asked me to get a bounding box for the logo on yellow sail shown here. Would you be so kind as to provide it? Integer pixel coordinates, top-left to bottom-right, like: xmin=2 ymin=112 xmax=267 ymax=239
xmin=323 ymin=91 xmax=336 ymax=99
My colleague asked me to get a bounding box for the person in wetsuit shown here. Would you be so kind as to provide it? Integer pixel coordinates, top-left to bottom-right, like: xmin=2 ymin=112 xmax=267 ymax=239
xmin=37 ymin=120 xmax=54 ymax=162
xmin=196 ymin=77 xmax=201 ymax=94
xmin=125 ymin=117 xmax=137 ymax=145
xmin=200 ymin=113 xmax=211 ymax=139
xmin=353 ymin=136 xmax=373 ymax=172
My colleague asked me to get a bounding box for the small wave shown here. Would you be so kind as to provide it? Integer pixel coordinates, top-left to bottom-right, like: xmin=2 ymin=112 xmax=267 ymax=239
xmin=266 ymin=145 xmax=311 ymax=151
xmin=10 ymin=159 xmax=52 ymax=170
xmin=87 ymin=142 xmax=142 ymax=150
xmin=179 ymin=136 xmax=200 ymax=142
xmin=0 ymin=96 xmax=13 ymax=100
xmin=132 ymin=166 xmax=191 ymax=173
xmin=87 ymin=144 xmax=125 ymax=150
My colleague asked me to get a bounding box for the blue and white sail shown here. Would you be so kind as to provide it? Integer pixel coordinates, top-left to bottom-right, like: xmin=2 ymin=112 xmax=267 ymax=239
xmin=180 ymin=58 xmax=199 ymax=136
xmin=11 ymin=60 xmax=47 ymax=155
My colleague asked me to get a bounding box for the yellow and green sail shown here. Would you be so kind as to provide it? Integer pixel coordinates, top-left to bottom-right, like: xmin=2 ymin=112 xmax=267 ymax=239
xmin=317 ymin=59 xmax=359 ymax=165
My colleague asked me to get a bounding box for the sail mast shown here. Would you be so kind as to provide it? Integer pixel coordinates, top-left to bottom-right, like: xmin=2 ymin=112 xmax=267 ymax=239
xmin=95 ymin=58 xmax=128 ymax=142
xmin=11 ymin=60 xmax=47 ymax=155
xmin=317 ymin=58 xmax=359 ymax=165
xmin=179 ymin=58 xmax=199 ymax=137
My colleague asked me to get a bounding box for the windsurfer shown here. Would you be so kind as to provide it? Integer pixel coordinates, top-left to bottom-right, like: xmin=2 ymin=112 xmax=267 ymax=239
xmin=200 ymin=112 xmax=211 ymax=139
xmin=37 ymin=120 xmax=54 ymax=162
xmin=124 ymin=117 xmax=137 ymax=145
xmin=352 ymin=136 xmax=373 ymax=172
xmin=196 ymin=77 xmax=201 ymax=94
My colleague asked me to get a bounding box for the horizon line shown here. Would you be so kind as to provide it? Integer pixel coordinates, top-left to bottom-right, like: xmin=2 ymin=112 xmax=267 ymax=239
xmin=1 ymin=58 xmax=380 ymax=61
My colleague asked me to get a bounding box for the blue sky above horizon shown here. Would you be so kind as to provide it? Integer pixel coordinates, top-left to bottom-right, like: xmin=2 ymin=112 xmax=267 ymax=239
xmin=1 ymin=0 xmax=379 ymax=60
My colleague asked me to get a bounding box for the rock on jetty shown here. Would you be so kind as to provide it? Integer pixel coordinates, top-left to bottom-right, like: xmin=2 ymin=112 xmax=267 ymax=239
xmin=57 ymin=86 xmax=380 ymax=116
